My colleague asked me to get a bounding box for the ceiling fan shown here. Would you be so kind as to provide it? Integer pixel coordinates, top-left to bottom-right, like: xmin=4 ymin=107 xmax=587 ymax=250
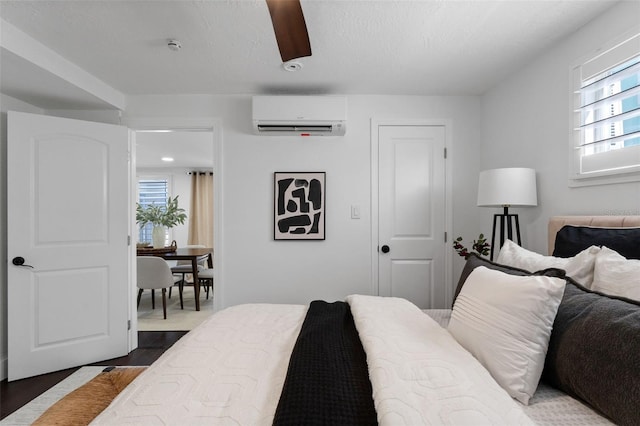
xmin=265 ymin=0 xmax=312 ymax=62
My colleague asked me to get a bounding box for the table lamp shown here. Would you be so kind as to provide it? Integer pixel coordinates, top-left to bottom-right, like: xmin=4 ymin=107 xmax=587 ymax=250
xmin=477 ymin=168 xmax=537 ymax=260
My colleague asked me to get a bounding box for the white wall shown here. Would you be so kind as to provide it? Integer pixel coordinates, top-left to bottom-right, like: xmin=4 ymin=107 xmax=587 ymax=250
xmin=0 ymin=95 xmax=45 ymax=380
xmin=47 ymin=109 xmax=122 ymax=125
xmin=125 ymin=94 xmax=482 ymax=309
xmin=481 ymin=1 xmax=640 ymax=256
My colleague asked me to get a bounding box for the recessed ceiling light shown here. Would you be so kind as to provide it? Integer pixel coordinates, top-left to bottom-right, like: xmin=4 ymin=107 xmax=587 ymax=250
xmin=283 ymin=61 xmax=303 ymax=72
xmin=161 ymin=157 xmax=174 ymax=162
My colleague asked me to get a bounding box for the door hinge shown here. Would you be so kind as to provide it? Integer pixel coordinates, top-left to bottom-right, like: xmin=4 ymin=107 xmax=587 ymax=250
xmin=444 ymin=232 xmax=447 ymax=243
xmin=127 ymin=235 xmax=131 ymax=246
xmin=444 ymin=147 xmax=447 ymax=159
xmin=127 ymin=320 xmax=131 ymax=330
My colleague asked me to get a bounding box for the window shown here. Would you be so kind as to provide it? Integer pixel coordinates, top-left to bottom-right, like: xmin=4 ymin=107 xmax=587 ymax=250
xmin=571 ymin=33 xmax=640 ymax=186
xmin=137 ymin=179 xmax=169 ymax=244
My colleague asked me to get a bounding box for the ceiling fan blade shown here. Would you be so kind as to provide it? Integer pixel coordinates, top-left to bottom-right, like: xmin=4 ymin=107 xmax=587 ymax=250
xmin=265 ymin=0 xmax=312 ymax=62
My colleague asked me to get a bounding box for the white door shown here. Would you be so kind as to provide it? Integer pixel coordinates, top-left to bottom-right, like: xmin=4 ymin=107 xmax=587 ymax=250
xmin=7 ymin=111 xmax=130 ymax=381
xmin=378 ymin=125 xmax=446 ymax=309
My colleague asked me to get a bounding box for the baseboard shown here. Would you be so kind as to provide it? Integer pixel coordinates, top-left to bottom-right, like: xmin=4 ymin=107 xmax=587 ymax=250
xmin=1 ymin=353 xmax=7 ymax=381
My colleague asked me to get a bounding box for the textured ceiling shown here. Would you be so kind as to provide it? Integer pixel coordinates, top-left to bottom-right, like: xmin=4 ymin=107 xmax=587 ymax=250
xmin=0 ymin=0 xmax=620 ymax=104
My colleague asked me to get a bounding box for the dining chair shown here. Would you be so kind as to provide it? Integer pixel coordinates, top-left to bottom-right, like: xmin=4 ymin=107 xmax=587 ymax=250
xmin=137 ymin=256 xmax=182 ymax=319
xmin=170 ymin=245 xmax=207 ymax=309
xmin=198 ymin=268 xmax=214 ymax=300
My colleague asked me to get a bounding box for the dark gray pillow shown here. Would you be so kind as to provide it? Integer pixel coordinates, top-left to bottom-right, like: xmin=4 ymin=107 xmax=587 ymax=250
xmin=553 ymin=225 xmax=640 ymax=259
xmin=452 ymin=253 xmax=566 ymax=307
xmin=542 ymin=278 xmax=640 ymax=426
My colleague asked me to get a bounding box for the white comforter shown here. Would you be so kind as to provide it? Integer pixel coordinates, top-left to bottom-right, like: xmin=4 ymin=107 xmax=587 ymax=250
xmin=347 ymin=295 xmax=532 ymax=425
xmin=92 ymin=296 xmax=532 ymax=425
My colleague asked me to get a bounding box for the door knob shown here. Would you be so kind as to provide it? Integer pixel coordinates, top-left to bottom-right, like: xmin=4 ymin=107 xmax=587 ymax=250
xmin=381 ymin=245 xmax=390 ymax=253
xmin=12 ymin=257 xmax=33 ymax=268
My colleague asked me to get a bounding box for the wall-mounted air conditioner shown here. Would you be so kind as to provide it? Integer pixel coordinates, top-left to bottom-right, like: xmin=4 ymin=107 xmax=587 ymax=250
xmin=252 ymin=95 xmax=347 ymax=136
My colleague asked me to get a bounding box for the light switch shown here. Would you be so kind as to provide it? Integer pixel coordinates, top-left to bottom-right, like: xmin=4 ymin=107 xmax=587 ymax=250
xmin=351 ymin=205 xmax=361 ymax=219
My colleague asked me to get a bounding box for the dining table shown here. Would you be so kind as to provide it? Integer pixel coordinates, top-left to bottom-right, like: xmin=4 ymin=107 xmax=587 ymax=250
xmin=136 ymin=247 xmax=213 ymax=311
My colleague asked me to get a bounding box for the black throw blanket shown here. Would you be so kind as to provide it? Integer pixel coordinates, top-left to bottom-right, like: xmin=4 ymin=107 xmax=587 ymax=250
xmin=273 ymin=301 xmax=378 ymax=426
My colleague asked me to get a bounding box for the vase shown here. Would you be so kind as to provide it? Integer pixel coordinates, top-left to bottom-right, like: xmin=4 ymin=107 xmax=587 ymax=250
xmin=152 ymin=225 xmax=166 ymax=248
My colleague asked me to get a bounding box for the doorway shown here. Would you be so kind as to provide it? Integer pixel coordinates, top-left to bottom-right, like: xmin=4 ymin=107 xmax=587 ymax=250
xmin=134 ymin=130 xmax=214 ymax=331
xmin=371 ymin=121 xmax=453 ymax=309
xmin=128 ymin=117 xmax=222 ymax=332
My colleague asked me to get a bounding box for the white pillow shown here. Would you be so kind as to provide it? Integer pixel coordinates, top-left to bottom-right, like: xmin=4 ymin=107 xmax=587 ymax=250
xmin=591 ymin=246 xmax=640 ymax=302
xmin=447 ymin=266 xmax=566 ymax=405
xmin=496 ymin=239 xmax=600 ymax=288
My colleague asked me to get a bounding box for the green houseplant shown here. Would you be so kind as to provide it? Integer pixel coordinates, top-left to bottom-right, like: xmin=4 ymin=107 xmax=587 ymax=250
xmin=453 ymin=234 xmax=490 ymax=259
xmin=136 ymin=195 xmax=187 ymax=248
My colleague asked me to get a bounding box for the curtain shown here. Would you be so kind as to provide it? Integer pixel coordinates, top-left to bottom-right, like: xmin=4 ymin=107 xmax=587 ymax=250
xmin=187 ymin=172 xmax=214 ymax=248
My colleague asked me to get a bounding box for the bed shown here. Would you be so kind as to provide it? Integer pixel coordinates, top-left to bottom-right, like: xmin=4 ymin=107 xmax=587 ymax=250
xmin=36 ymin=216 xmax=640 ymax=425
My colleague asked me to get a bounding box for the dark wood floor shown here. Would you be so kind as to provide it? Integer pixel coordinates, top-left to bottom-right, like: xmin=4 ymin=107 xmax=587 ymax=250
xmin=0 ymin=331 xmax=187 ymax=420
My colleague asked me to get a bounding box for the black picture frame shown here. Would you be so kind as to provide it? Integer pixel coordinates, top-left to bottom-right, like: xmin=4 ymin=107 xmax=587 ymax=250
xmin=274 ymin=172 xmax=325 ymax=240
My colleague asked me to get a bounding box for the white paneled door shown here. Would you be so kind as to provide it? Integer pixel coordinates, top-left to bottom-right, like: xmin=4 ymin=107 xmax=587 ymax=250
xmin=378 ymin=125 xmax=446 ymax=309
xmin=7 ymin=111 xmax=130 ymax=381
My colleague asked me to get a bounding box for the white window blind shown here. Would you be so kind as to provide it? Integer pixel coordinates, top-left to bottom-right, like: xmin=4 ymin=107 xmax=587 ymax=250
xmin=572 ymin=33 xmax=640 ymax=184
xmin=138 ymin=179 xmax=168 ymax=244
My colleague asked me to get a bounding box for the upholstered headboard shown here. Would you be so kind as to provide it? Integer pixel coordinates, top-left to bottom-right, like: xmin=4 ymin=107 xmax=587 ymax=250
xmin=548 ymin=215 xmax=640 ymax=255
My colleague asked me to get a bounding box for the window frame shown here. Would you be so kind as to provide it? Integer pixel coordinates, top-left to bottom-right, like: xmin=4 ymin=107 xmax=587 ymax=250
xmin=136 ymin=174 xmax=173 ymax=245
xmin=569 ymin=31 xmax=640 ymax=187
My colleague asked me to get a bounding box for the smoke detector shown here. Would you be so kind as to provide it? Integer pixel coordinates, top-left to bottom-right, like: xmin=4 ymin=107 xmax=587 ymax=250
xmin=167 ymin=39 xmax=182 ymax=51
xmin=283 ymin=61 xmax=303 ymax=72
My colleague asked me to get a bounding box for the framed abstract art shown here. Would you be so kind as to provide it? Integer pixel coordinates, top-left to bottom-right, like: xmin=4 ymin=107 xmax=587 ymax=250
xmin=274 ymin=172 xmax=325 ymax=240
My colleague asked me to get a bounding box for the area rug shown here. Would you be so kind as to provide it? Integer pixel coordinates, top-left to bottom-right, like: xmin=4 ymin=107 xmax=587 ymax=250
xmin=0 ymin=367 xmax=105 ymax=425
xmin=137 ymin=285 xmax=214 ymax=331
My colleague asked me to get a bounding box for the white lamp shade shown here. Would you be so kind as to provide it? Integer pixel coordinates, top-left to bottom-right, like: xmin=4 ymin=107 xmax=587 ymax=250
xmin=477 ymin=168 xmax=537 ymax=207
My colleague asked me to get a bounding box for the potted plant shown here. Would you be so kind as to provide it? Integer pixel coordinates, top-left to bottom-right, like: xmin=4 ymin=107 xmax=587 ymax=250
xmin=136 ymin=195 xmax=187 ymax=248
